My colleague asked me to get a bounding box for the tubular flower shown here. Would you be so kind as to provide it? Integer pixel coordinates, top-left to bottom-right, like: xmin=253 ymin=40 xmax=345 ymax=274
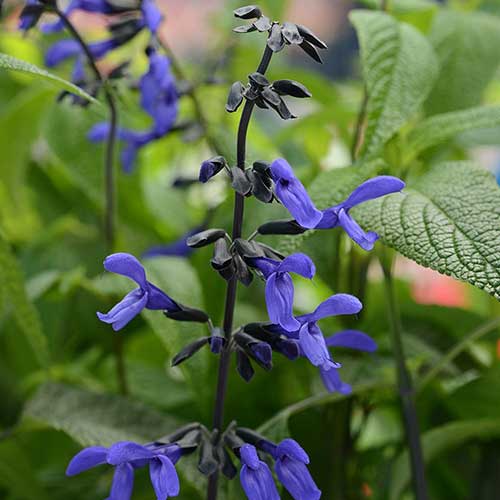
xmin=66 ymin=441 xmax=181 ymax=500
xmin=315 ymin=176 xmax=405 ymax=250
xmin=249 ymin=253 xmax=315 ymax=332
xmin=239 ymin=444 xmax=280 ymax=500
xmin=269 ymin=158 xmax=322 ymax=229
xmin=97 ymin=253 xmax=180 ymax=330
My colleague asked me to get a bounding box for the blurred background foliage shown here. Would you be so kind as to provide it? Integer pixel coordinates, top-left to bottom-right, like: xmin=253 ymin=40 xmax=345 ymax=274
xmin=1 ymin=0 xmax=500 ymax=499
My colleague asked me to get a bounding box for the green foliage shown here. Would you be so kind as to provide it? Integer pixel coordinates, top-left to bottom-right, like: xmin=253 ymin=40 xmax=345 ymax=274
xmin=350 ymin=10 xmax=438 ymax=158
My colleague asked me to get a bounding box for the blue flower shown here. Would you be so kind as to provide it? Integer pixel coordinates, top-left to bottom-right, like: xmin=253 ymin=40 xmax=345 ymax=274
xmin=89 ymin=50 xmax=178 ymax=172
xmin=141 ymin=0 xmax=163 ymax=34
xmin=250 ymin=253 xmax=315 ymax=332
xmin=66 ymin=441 xmax=181 ymax=500
xmin=18 ymin=0 xmax=42 ymax=31
xmin=97 ymin=253 xmax=180 ymax=331
xmin=239 ymin=444 xmax=280 ymax=500
xmin=320 ymin=329 xmax=377 ymax=394
xmin=315 ymin=176 xmax=405 ymax=250
xmin=272 ymin=439 xmax=321 ymax=500
xmin=269 ymin=158 xmax=322 ymax=229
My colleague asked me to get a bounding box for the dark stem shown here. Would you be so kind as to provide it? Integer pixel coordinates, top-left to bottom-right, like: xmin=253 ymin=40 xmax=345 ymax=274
xmin=206 ymin=44 xmax=273 ymax=500
xmin=381 ymin=257 xmax=428 ymax=500
xmin=55 ymin=10 xmax=127 ymax=395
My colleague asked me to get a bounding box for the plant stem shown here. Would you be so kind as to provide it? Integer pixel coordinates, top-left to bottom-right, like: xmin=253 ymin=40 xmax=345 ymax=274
xmin=55 ymin=11 xmax=127 ymax=395
xmin=350 ymin=90 xmax=368 ymax=161
xmin=206 ymin=44 xmax=273 ymax=500
xmin=380 ymin=256 xmax=428 ymax=500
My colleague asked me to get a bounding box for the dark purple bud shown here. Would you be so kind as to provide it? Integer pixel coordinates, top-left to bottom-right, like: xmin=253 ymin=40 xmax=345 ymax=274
xmin=209 ymin=333 xmax=225 ymax=354
xmin=187 ymin=229 xmax=227 ymax=248
xmin=19 ymin=3 xmax=44 ymax=30
xmin=233 ymin=24 xmax=257 ymax=33
xmin=296 ymin=23 xmax=328 ymax=49
xmin=272 ymin=79 xmax=311 ymax=98
xmin=248 ymin=72 xmax=270 ymax=87
xmin=236 ymin=349 xmax=254 ymax=382
xmin=281 ymin=22 xmax=303 ymax=45
xmin=234 ymin=4 xmax=262 ymax=19
xmin=199 ymin=156 xmax=227 ymax=183
xmin=272 ymin=97 xmax=297 ymax=120
xmin=233 ymin=238 xmax=266 ymax=259
xmin=171 ymin=337 xmax=210 ymax=366
xmin=155 ymin=423 xmax=202 ymax=444
xmin=252 ymin=160 xmax=270 ymax=174
xmin=236 ymin=427 xmax=268 ymax=447
xmin=211 ymin=239 xmax=233 ymax=269
xmin=299 ymin=39 xmax=323 ymax=64
xmin=198 ymin=439 xmax=219 ymax=476
xmin=261 ymin=87 xmax=281 ymax=107
xmin=233 ymin=254 xmax=253 ymax=286
xmin=231 ymin=167 xmax=253 ymax=196
xmin=165 ymin=304 xmax=210 ymax=323
xmin=247 ymin=170 xmax=274 ymax=203
xmin=258 ymin=219 xmax=307 ymax=235
xmin=226 ymin=81 xmax=245 ymax=112
xmin=253 ymin=15 xmax=272 ymax=32
xmin=275 ymin=338 xmax=300 ymax=360
xmin=218 ymin=446 xmax=238 ymax=479
xmin=234 ymin=332 xmax=272 ymax=370
xmin=268 ymin=23 xmax=285 ymax=52
xmin=257 ymin=243 xmax=285 ymax=261
xmin=175 ymin=428 xmax=202 ymax=451
xmin=254 ymin=97 xmax=269 ymax=109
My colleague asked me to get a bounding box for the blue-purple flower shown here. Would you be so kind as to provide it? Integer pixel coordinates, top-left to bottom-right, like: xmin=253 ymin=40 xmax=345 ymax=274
xmin=269 ymin=158 xmax=322 ymax=229
xmin=239 ymin=444 xmax=280 ymax=500
xmin=89 ymin=50 xmax=178 ymax=172
xmin=315 ymin=176 xmax=405 ymax=250
xmin=66 ymin=441 xmax=181 ymax=500
xmin=320 ymin=329 xmax=377 ymax=394
xmin=272 ymin=439 xmax=321 ymax=500
xmin=250 ymin=253 xmax=315 ymax=332
xmin=97 ymin=252 xmax=180 ymax=330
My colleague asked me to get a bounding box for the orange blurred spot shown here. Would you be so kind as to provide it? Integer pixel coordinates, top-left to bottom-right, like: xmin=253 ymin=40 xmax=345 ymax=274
xmin=362 ymin=483 xmax=373 ymax=497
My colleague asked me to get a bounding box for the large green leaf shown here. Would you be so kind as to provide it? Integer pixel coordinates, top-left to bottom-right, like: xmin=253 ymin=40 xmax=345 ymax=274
xmin=405 ymin=105 xmax=500 ymax=163
xmin=22 ymin=382 xmax=181 ymax=447
xmin=356 ymin=162 xmax=500 ymax=300
xmin=425 ymin=10 xmax=500 ymax=115
xmin=0 ymin=236 xmax=49 ymax=367
xmin=390 ymin=419 xmax=500 ymax=500
xmin=0 ymin=52 xmax=98 ymax=104
xmin=350 ymin=10 xmax=438 ymax=158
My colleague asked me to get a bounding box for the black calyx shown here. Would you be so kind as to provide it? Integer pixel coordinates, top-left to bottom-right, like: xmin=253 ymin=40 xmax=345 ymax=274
xmin=171 ymin=331 xmax=226 ymax=367
xmin=187 ymin=228 xmax=227 ymax=248
xmin=233 ymin=5 xmax=271 ymax=34
xmin=19 ymin=3 xmax=45 ymax=30
xmin=236 ymin=349 xmax=255 ymax=382
xmin=258 ymin=219 xmax=307 ymax=235
xmin=272 ymin=79 xmax=311 ymax=98
xmin=230 ymin=167 xmax=253 ymax=196
xmin=165 ymin=303 xmax=210 ymax=323
xmin=226 ymin=81 xmax=245 ymax=112
xmin=211 ymin=239 xmax=234 ymax=281
xmin=234 ymin=331 xmax=272 ymax=370
xmin=242 ymin=323 xmax=300 ymax=360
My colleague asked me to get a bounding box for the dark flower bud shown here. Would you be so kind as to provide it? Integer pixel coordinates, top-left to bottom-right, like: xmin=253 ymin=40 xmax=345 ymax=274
xmin=258 ymin=219 xmax=307 ymax=235
xmin=108 ymin=15 xmax=144 ymax=45
xmin=226 ymin=81 xmax=245 ymax=112
xmin=19 ymin=3 xmax=44 ymax=30
xmin=236 ymin=349 xmax=254 ymax=382
xmin=252 ymin=15 xmax=272 ymax=32
xmin=233 ymin=253 xmax=253 ymax=286
xmin=296 ymin=23 xmax=328 ymax=49
xmin=172 ymin=176 xmax=199 ymax=189
xmin=171 ymin=337 xmax=211 ymax=366
xmin=299 ymin=39 xmax=323 ymax=64
xmin=260 ymin=87 xmax=281 ymax=107
xmin=236 ymin=427 xmax=267 ymax=447
xmin=165 ymin=304 xmax=210 ymax=323
xmin=234 ymin=332 xmax=272 ymax=370
xmin=281 ymin=22 xmax=303 ymax=45
xmin=176 ymin=428 xmax=202 ymax=451
xmin=257 ymin=242 xmax=285 ymax=260
xmin=233 ymin=24 xmax=257 ymax=33
xmin=272 ymin=79 xmax=311 ymax=98
xmin=198 ymin=438 xmax=219 ymax=476
xmin=275 ymin=338 xmax=300 ymax=360
xmin=252 ymin=160 xmax=271 ymax=174
xmin=224 ymin=431 xmax=246 ymax=451
xmin=234 ymin=5 xmax=262 ymax=19
xmin=247 ymin=170 xmax=274 ymax=203
xmin=233 ymin=238 xmax=265 ymax=259
xmin=217 ymin=446 xmax=238 ymax=479
xmin=230 ymin=167 xmax=253 ymax=196
xmin=187 ymin=229 xmax=227 ymax=248
xmin=267 ymin=23 xmax=285 ymax=52
xmin=199 ymin=156 xmax=228 ymax=183
xmin=209 ymin=328 xmax=225 ymax=354
xmin=155 ymin=422 xmax=202 ymax=444
xmin=272 ymin=97 xmax=296 ymax=120
xmin=211 ymin=239 xmax=234 ymax=281
xmin=248 ymin=72 xmax=269 ymax=87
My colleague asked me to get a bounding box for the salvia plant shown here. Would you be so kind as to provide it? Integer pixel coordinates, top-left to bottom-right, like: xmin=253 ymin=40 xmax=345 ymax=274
xmin=2 ymin=0 xmax=500 ymax=499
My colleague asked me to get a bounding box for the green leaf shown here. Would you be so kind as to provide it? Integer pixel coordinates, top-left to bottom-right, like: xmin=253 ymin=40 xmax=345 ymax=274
xmin=0 ymin=236 xmax=50 ymax=367
xmin=0 ymin=52 xmax=98 ymax=105
xmin=424 ymin=10 xmax=500 ymax=115
xmin=390 ymin=419 xmax=500 ymax=500
xmin=349 ymin=10 xmax=438 ymax=158
xmin=21 ymin=382 xmax=182 ymax=447
xmin=355 ymin=162 xmax=500 ymax=300
xmin=405 ymin=105 xmax=500 ymax=163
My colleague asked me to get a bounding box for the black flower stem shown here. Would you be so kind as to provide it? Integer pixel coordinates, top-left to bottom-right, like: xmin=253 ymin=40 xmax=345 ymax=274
xmin=380 ymin=254 xmax=428 ymax=500
xmin=55 ymin=10 xmax=127 ymax=396
xmin=206 ymin=44 xmax=273 ymax=500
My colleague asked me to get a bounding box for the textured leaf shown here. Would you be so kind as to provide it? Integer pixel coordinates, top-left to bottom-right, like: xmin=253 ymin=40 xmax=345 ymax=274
xmin=390 ymin=419 xmax=500 ymax=500
xmin=0 ymin=52 xmax=98 ymax=104
xmin=355 ymin=162 xmax=500 ymax=300
xmin=425 ymin=10 xmax=500 ymax=115
xmin=405 ymin=105 xmax=500 ymax=162
xmin=0 ymin=236 xmax=49 ymax=367
xmin=350 ymin=10 xmax=438 ymax=158
xmin=22 ymin=382 xmax=181 ymax=447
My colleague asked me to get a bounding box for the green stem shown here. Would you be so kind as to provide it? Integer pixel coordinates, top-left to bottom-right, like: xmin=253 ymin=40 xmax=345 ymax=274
xmin=381 ymin=255 xmax=428 ymax=500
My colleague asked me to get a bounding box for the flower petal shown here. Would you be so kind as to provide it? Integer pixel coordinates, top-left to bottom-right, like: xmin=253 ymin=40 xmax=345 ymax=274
xmin=107 ymin=442 xmax=154 ymax=466
xmin=275 ymin=456 xmax=321 ymax=500
xmin=249 ymin=257 xmax=279 ymax=279
xmin=342 ymin=176 xmax=405 ymax=210
xmin=240 ymin=463 xmax=280 ymax=500
xmin=149 ymin=455 xmax=180 ymax=499
xmin=142 ymin=0 xmax=163 ymax=33
xmin=299 ymin=323 xmax=330 ymax=367
xmin=66 ymin=446 xmax=108 ymax=476
xmin=103 ymin=253 xmax=148 ymax=288
xmin=307 ymin=293 xmax=362 ymax=322
xmin=314 ymin=207 xmax=339 ymax=229
xmin=145 ymin=282 xmax=180 ymax=311
xmin=338 ymin=209 xmax=379 ymax=251
xmin=265 ymin=273 xmax=300 ymax=332
xmin=45 ymin=39 xmax=81 ymax=67
xmin=97 ymin=289 xmax=148 ymax=331
xmin=276 ymin=439 xmax=309 ymax=464
xmin=319 ymin=366 xmax=352 ymax=394
xmin=240 ymin=444 xmax=260 ymax=470
xmin=278 ymin=253 xmax=315 ymax=279
xmin=109 ymin=463 xmax=134 ymax=500
xmin=325 ymin=330 xmax=377 ymax=352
